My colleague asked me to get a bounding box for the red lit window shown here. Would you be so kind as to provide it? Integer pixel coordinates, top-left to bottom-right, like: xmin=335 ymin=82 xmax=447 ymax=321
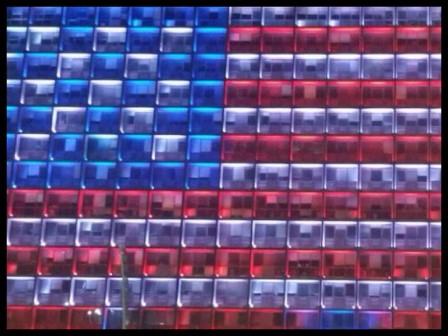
xmin=396 ymin=81 xmax=428 ymax=107
xmin=396 ymin=27 xmax=428 ymax=52
xmin=45 ymin=190 xmax=79 ymax=217
xmin=144 ymin=248 xmax=178 ymax=276
xmin=148 ymin=191 xmax=183 ymax=218
xmin=289 ymin=192 xmax=323 ymax=219
xmin=430 ymin=312 xmax=441 ymax=329
xmin=360 ymin=136 xmax=394 ymax=163
xmin=395 ymin=136 xmax=428 ymax=163
xmin=394 ymin=251 xmax=428 ymax=280
xmin=7 ymin=247 xmax=38 ymax=275
xmin=328 ymin=81 xmax=361 ymax=107
xmin=293 ymin=81 xmax=327 ymax=107
xmin=256 ymin=135 xmax=290 ymax=162
xmin=114 ymin=191 xmax=147 ymax=218
xmin=259 ymin=81 xmax=292 ymax=107
xmin=70 ymin=308 xmax=102 ymax=329
xmin=219 ymin=191 xmax=253 ymax=219
xmin=359 ymin=192 xmax=393 ymax=220
xmin=225 ymin=81 xmax=258 ymax=107
xmin=38 ymin=247 xmax=73 ymax=275
xmin=430 ymin=135 xmax=441 ymax=163
xmin=7 ymin=307 xmax=33 ymax=329
xmin=429 ymin=80 xmax=441 ymax=108
xmin=79 ymin=190 xmax=114 ymax=218
xmin=429 ymin=192 xmax=441 ymax=221
xmin=215 ymin=249 xmax=250 ymax=277
xmin=323 ymin=250 xmax=356 ymax=278
xmin=362 ymin=81 xmax=395 ymax=107
xmin=8 ymin=189 xmax=44 ymax=217
xmin=262 ymin=27 xmax=294 ymax=52
xmin=221 ymin=135 xmax=256 ymax=161
xmin=255 ymin=192 xmax=288 ymax=219
xmin=252 ymin=250 xmax=285 ymax=277
xmin=291 ymin=135 xmax=325 ymax=162
xmin=287 ymin=250 xmax=321 ymax=278
xmin=394 ymin=312 xmax=429 ymax=329
xmin=328 ymin=27 xmax=361 ymax=52
xmin=249 ymin=310 xmax=283 ymax=329
xmin=430 ymin=26 xmax=441 ymax=52
xmin=295 ymin=27 xmax=328 ymax=52
xmin=214 ymin=309 xmax=248 ymax=329
xmin=141 ymin=308 xmax=175 ymax=329
xmin=109 ymin=247 xmax=143 ymax=276
xmin=430 ymin=251 xmax=441 ymax=280
xmin=228 ymin=27 xmax=260 ymax=52
xmin=74 ymin=247 xmax=109 ymax=276
xmin=183 ymin=191 xmax=218 ymax=219
xmin=326 ymin=136 xmax=359 ymax=162
xmin=180 ymin=248 xmax=215 ymax=277
xmin=363 ymin=27 xmax=395 ymax=52
xmin=34 ymin=308 xmax=69 ymax=330
xmin=395 ymin=192 xmax=428 ymax=220
xmin=325 ymin=192 xmax=358 ymax=220
xmin=178 ymin=309 xmax=212 ymax=329
xmin=358 ymin=250 xmax=392 ymax=279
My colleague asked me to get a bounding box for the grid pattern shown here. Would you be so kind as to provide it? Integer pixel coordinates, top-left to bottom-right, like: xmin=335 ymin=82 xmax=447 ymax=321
xmin=6 ymin=6 xmax=441 ymax=329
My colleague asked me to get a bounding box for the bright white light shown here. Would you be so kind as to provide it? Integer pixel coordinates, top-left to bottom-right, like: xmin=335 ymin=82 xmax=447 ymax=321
xmin=228 ymin=54 xmax=259 ymax=60
xmin=296 ymin=54 xmax=327 ymax=60
xmin=329 ymin=54 xmax=360 ymax=60
xmin=163 ymin=27 xmax=192 ymax=34
xmin=96 ymin=27 xmax=126 ymax=33
xmin=363 ymin=54 xmax=394 ymax=60
xmin=29 ymin=27 xmax=59 ymax=33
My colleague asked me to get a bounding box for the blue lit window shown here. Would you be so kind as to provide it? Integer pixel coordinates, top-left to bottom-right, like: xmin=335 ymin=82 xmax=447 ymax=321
xmin=94 ymin=28 xmax=127 ymax=52
xmin=7 ymin=53 xmax=24 ymax=78
xmin=7 ymin=134 xmax=15 ymax=160
xmin=7 ymin=7 xmax=29 ymax=26
xmin=263 ymin=7 xmax=295 ymax=26
xmin=155 ymin=107 xmax=188 ymax=133
xmin=163 ymin=7 xmax=194 ymax=27
xmin=97 ymin=7 xmax=128 ymax=26
xmin=86 ymin=135 xmax=118 ymax=161
xmin=92 ymin=53 xmax=124 ymax=79
xmin=48 ymin=162 xmax=82 ymax=188
xmin=295 ymin=7 xmax=329 ymax=26
xmin=195 ymin=28 xmax=226 ymax=53
xmin=119 ymin=135 xmax=152 ymax=161
xmin=77 ymin=219 xmax=111 ymax=246
xmin=193 ymin=54 xmax=226 ymax=79
xmin=294 ymin=55 xmax=327 ymax=79
xmin=127 ymin=28 xmax=160 ymax=53
xmin=30 ymin=7 xmax=62 ymax=25
xmin=58 ymin=54 xmax=91 ymax=78
xmin=189 ymin=108 xmax=222 ymax=134
xmin=63 ymin=7 xmax=96 ymax=26
xmin=89 ymin=81 xmax=122 ymax=106
xmin=19 ymin=106 xmax=52 ymax=133
xmin=188 ymin=135 xmax=220 ymax=161
xmin=52 ymin=107 xmax=85 ymax=133
xmin=42 ymin=219 xmax=76 ymax=246
xmin=120 ymin=107 xmax=154 ymax=133
xmin=7 ymin=80 xmax=21 ymax=104
xmin=159 ymin=54 xmax=192 ymax=79
xmin=261 ymin=55 xmax=293 ymax=79
xmin=187 ymin=163 xmax=220 ymax=189
xmin=123 ymin=80 xmax=156 ymax=106
xmin=83 ymin=162 xmax=117 ymax=188
xmin=8 ymin=218 xmax=41 ymax=246
xmin=14 ymin=161 xmax=47 ymax=187
xmin=153 ymin=135 xmax=186 ymax=161
xmin=50 ymin=134 xmax=84 ymax=161
xmin=7 ymin=277 xmax=35 ymax=305
xmin=60 ymin=27 xmax=94 ymax=52
xmin=196 ymin=7 xmax=228 ymax=26
xmin=129 ymin=7 xmax=161 ymax=26
xmin=363 ymin=7 xmax=395 ymax=25
xmin=226 ymin=55 xmax=259 ymax=79
xmin=87 ymin=107 xmax=120 ymax=133
xmin=55 ymin=80 xmax=89 ymax=105
xmin=72 ymin=278 xmax=106 ymax=305
xmin=161 ymin=28 xmax=193 ymax=53
xmin=22 ymin=80 xmax=55 ymax=105
xmin=7 ymin=106 xmax=18 ymax=132
xmin=36 ymin=277 xmax=71 ymax=305
xmin=230 ymin=7 xmax=261 ymax=26
xmin=118 ymin=162 xmax=151 ymax=189
xmin=191 ymin=81 xmax=224 ymax=106
xmin=152 ymin=162 xmax=185 ymax=189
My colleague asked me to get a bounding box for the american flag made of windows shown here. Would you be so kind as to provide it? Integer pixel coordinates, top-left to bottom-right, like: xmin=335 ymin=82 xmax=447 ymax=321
xmin=6 ymin=6 xmax=441 ymax=330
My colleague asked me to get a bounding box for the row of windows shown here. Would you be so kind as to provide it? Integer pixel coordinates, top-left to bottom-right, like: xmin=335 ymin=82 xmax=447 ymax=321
xmin=7 ymin=277 xmax=441 ymax=312
xmin=7 ymin=79 xmax=442 ymax=108
xmin=7 ymin=53 xmax=442 ymax=80
xmin=7 ymin=217 xmax=441 ymax=249
xmin=7 ymin=189 xmax=441 ymax=221
xmin=7 ymin=307 xmax=442 ymax=330
xmin=7 ymin=246 xmax=441 ymax=279
xmin=7 ymin=107 xmax=442 ymax=135
xmin=7 ymin=160 xmax=441 ymax=191
xmin=7 ymin=26 xmax=441 ymax=53
xmin=7 ymin=134 xmax=441 ymax=163
xmin=7 ymin=6 xmax=441 ymax=27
